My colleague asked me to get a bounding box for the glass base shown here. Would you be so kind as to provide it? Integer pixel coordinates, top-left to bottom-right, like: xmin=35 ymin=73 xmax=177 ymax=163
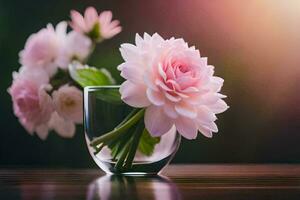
xmin=86 ymin=134 xmax=181 ymax=175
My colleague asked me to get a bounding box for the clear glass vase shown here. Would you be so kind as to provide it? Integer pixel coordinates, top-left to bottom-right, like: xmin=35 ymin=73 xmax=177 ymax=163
xmin=84 ymin=86 xmax=181 ymax=175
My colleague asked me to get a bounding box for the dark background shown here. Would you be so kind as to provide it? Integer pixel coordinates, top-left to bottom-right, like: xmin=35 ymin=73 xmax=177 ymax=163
xmin=0 ymin=0 xmax=299 ymax=168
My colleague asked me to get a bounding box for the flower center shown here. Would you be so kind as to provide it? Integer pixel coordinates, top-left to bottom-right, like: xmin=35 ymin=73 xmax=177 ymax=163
xmin=158 ymin=58 xmax=198 ymax=94
xmin=178 ymin=64 xmax=188 ymax=73
xmin=64 ymin=97 xmax=76 ymax=107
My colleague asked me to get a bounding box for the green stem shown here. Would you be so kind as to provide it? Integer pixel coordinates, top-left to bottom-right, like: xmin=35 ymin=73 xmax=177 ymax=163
xmin=115 ymin=108 xmax=139 ymax=129
xmin=90 ymin=109 xmax=145 ymax=147
xmin=110 ymin=126 xmax=136 ymax=160
xmin=124 ymin=120 xmax=145 ymax=169
xmin=114 ymin=138 xmax=132 ymax=171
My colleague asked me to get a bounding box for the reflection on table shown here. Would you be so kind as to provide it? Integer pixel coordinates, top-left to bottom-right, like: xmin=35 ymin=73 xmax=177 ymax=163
xmin=1 ymin=165 xmax=300 ymax=200
xmin=87 ymin=175 xmax=180 ymax=200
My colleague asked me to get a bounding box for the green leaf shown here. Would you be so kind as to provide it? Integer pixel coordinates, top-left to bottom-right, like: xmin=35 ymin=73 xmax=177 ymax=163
xmin=69 ymin=62 xmax=115 ymax=87
xmin=95 ymin=89 xmax=122 ymax=105
xmin=75 ymin=68 xmax=112 ymax=87
xmin=138 ymin=129 xmax=161 ymax=156
xmin=69 ymin=62 xmax=120 ymax=104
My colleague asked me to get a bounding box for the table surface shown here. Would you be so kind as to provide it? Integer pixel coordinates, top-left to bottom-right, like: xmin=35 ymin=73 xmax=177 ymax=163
xmin=1 ymin=164 xmax=300 ymax=200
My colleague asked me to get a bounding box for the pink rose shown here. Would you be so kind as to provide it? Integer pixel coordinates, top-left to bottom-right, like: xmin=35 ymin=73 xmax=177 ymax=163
xmin=19 ymin=22 xmax=67 ymax=76
xmin=70 ymin=7 xmax=122 ymax=40
xmin=118 ymin=33 xmax=229 ymax=139
xmin=8 ymin=67 xmax=54 ymax=140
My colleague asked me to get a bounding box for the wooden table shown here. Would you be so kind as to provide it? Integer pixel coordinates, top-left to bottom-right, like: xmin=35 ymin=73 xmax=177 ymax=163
xmin=1 ymin=165 xmax=300 ymax=200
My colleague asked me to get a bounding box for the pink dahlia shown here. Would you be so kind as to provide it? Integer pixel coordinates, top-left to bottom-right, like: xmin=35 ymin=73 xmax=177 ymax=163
xmin=118 ymin=33 xmax=229 ymax=139
xmin=70 ymin=7 xmax=122 ymax=40
xmin=8 ymin=67 xmax=54 ymax=140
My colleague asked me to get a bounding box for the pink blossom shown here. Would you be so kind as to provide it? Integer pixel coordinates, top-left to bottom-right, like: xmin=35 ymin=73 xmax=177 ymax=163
xmin=58 ymin=31 xmax=92 ymax=69
xmin=118 ymin=33 xmax=229 ymax=139
xmin=70 ymin=7 xmax=122 ymax=40
xmin=48 ymin=112 xmax=76 ymax=138
xmin=8 ymin=67 xmax=54 ymax=140
xmin=66 ymin=31 xmax=92 ymax=61
xmin=52 ymin=85 xmax=83 ymax=124
xmin=19 ymin=22 xmax=68 ymax=76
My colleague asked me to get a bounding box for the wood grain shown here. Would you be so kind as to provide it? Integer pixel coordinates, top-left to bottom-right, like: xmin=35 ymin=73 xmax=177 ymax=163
xmin=0 ymin=165 xmax=300 ymax=200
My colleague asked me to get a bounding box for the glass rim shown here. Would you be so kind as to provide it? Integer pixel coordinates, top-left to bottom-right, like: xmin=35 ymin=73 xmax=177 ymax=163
xmin=84 ymin=85 xmax=120 ymax=92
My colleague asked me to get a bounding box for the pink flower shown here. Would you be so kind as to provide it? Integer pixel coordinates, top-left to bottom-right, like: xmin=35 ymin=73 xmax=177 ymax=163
xmin=70 ymin=7 xmax=122 ymax=40
xmin=48 ymin=112 xmax=76 ymax=138
xmin=118 ymin=33 xmax=229 ymax=139
xmin=52 ymin=85 xmax=83 ymax=124
xmin=8 ymin=67 xmax=54 ymax=140
xmin=50 ymin=85 xmax=83 ymax=138
xmin=19 ymin=22 xmax=68 ymax=76
xmin=66 ymin=31 xmax=92 ymax=61
xmin=58 ymin=31 xmax=92 ymax=69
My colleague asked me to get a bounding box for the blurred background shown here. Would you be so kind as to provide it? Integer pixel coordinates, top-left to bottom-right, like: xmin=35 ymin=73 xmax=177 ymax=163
xmin=0 ymin=0 xmax=299 ymax=168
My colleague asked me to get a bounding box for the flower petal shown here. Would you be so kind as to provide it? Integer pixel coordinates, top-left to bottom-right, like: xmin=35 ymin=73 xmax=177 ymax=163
xmin=198 ymin=125 xmax=213 ymax=138
xmin=120 ymin=43 xmax=139 ymax=62
xmin=49 ymin=112 xmax=75 ymax=138
xmin=99 ymin=10 xmax=112 ymax=24
xmin=152 ymin=33 xmax=164 ymax=43
xmin=155 ymin=79 xmax=172 ymax=91
xmin=208 ymin=122 xmax=218 ymax=132
xmin=175 ymin=102 xmax=197 ymax=118
xmin=135 ymin=33 xmax=143 ymax=47
xmin=175 ymin=117 xmax=198 ymax=139
xmin=210 ymin=99 xmax=229 ymax=114
xmin=158 ymin=63 xmax=167 ymax=80
xmin=199 ymin=93 xmax=219 ymax=105
xmin=210 ymin=76 xmax=224 ymax=92
xmin=143 ymin=32 xmax=151 ymax=41
xmin=70 ymin=10 xmax=86 ymax=32
xmin=182 ymin=86 xmax=199 ymax=93
xmin=144 ymin=73 xmax=159 ymax=91
xmin=196 ymin=106 xmax=217 ymax=124
xmin=119 ymin=63 xmax=144 ymax=84
xmin=163 ymin=103 xmax=178 ymax=119
xmin=84 ymin=7 xmax=98 ymax=28
xmin=120 ymin=81 xmax=150 ymax=108
xmin=165 ymin=92 xmax=181 ymax=102
xmin=35 ymin=124 xmax=49 ymax=140
xmin=145 ymin=106 xmax=173 ymax=137
xmin=146 ymin=88 xmax=165 ymax=106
